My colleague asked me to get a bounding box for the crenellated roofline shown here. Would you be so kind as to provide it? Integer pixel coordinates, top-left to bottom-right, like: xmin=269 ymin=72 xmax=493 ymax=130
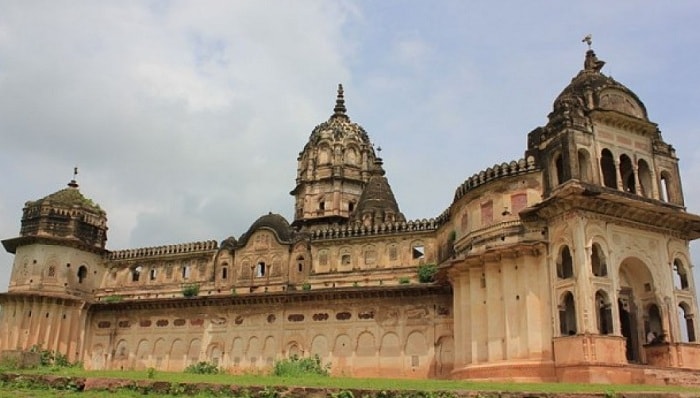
xmin=107 ymin=240 xmax=218 ymax=261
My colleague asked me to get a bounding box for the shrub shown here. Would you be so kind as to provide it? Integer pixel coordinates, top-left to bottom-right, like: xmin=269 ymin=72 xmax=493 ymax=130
xmin=398 ymin=277 xmax=410 ymax=284
xmin=302 ymin=283 xmax=311 ymax=291
xmin=272 ymin=355 xmax=329 ymax=377
xmin=182 ymin=283 xmax=200 ymax=297
xmin=417 ymin=264 xmax=437 ymax=283
xmin=29 ymin=345 xmax=74 ymax=368
xmin=184 ymin=361 xmax=219 ymax=374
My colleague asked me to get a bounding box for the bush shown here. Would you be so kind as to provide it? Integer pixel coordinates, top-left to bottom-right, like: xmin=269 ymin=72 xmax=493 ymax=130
xmin=272 ymin=355 xmax=329 ymax=377
xmin=182 ymin=283 xmax=200 ymax=297
xmin=302 ymin=283 xmax=311 ymax=291
xmin=417 ymin=264 xmax=437 ymax=283
xmin=398 ymin=277 xmax=410 ymax=284
xmin=29 ymin=345 xmax=74 ymax=368
xmin=184 ymin=361 xmax=219 ymax=374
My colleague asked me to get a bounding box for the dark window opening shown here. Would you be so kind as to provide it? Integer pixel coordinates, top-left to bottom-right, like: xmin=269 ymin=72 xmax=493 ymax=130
xmin=557 ymin=246 xmax=574 ymax=279
xmin=620 ymin=154 xmax=635 ymax=193
xmin=600 ymin=149 xmax=617 ymax=188
xmin=559 ymin=292 xmax=577 ymax=336
xmin=221 ymin=267 xmax=228 ymax=280
xmin=591 ymin=243 xmax=607 ymax=277
xmin=77 ymin=265 xmax=87 ymax=284
xmin=412 ymin=245 xmax=425 ymax=260
xmin=674 ymin=259 xmax=689 ymax=290
xmin=132 ymin=266 xmax=143 ymax=282
xmin=637 ymin=159 xmax=652 ymax=198
xmin=596 ymin=290 xmax=613 ymax=334
xmin=554 ymin=153 xmax=564 ymax=186
xmin=149 ymin=268 xmax=157 ymax=281
xmin=256 ymin=262 xmax=266 ymax=277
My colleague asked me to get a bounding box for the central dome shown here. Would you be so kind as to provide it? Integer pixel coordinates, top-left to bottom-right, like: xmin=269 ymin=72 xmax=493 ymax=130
xmin=291 ymin=85 xmax=386 ymax=229
xmin=303 ymin=84 xmax=373 ymax=151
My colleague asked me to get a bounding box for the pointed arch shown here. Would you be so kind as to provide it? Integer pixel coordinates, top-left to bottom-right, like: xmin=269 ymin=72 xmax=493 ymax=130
xmin=559 ymin=291 xmax=577 ymax=336
xmin=637 ymin=159 xmax=652 ymax=198
xmin=619 ymin=154 xmax=635 ymax=193
xmin=595 ymin=290 xmax=613 ymax=334
xmin=578 ymin=148 xmax=592 ymax=183
xmin=600 ymin=148 xmax=617 ymax=188
xmin=557 ymin=245 xmax=574 ymax=279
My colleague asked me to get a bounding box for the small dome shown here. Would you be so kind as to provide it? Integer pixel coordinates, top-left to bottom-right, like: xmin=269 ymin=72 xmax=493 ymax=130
xmin=237 ymin=212 xmax=293 ymax=247
xmin=551 ymin=50 xmax=648 ymax=121
xmin=28 ymin=182 xmax=103 ymax=214
xmin=303 ymin=84 xmax=373 ymax=151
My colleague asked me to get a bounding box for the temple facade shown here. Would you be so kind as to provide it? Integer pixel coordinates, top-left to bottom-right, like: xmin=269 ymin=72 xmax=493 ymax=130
xmin=2 ymin=47 xmax=700 ymax=384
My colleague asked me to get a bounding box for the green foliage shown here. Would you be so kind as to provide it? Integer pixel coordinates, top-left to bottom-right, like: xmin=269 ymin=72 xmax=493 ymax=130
xmin=332 ymin=390 xmax=355 ymax=398
xmin=182 ymin=283 xmax=200 ymax=297
xmin=417 ymin=264 xmax=437 ymax=283
xmin=184 ymin=361 xmax=219 ymax=374
xmin=29 ymin=345 xmax=74 ymax=368
xmin=398 ymin=277 xmax=410 ymax=284
xmin=146 ymin=367 xmax=156 ymax=379
xmin=272 ymin=355 xmax=329 ymax=377
xmin=302 ymin=283 xmax=311 ymax=291
xmin=103 ymin=294 xmax=123 ymax=303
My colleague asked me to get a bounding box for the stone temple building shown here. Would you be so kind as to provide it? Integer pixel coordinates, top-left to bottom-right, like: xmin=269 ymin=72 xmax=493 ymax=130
xmin=2 ymin=47 xmax=700 ymax=384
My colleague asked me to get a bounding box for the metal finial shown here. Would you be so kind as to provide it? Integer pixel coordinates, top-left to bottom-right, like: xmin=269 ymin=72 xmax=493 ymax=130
xmin=582 ymin=34 xmax=592 ymax=50
xmin=333 ymin=83 xmax=347 ymax=117
xmin=68 ymin=166 xmax=79 ymax=188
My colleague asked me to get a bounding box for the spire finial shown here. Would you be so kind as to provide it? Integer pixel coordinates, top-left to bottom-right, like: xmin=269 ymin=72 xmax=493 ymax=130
xmin=332 ymin=83 xmax=347 ymax=118
xmin=582 ymin=34 xmax=592 ymax=50
xmin=67 ymin=166 xmax=79 ymax=188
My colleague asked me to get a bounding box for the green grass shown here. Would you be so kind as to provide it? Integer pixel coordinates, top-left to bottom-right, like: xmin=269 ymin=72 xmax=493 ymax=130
xmin=4 ymin=367 xmax=700 ymax=395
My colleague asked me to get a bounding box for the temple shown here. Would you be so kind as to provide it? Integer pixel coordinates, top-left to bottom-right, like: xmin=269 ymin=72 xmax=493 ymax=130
xmin=2 ymin=46 xmax=700 ymax=384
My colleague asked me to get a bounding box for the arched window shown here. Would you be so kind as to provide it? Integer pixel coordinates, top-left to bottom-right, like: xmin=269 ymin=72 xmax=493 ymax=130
xmin=77 ymin=266 xmax=88 ymax=284
xmin=600 ymin=149 xmax=617 ymax=188
xmin=559 ymin=292 xmax=577 ymax=336
xmin=591 ymin=243 xmax=607 ymax=277
xmin=595 ymin=290 xmax=613 ymax=334
xmin=646 ymin=304 xmax=663 ymax=343
xmin=619 ymin=154 xmax=635 ymax=193
xmin=637 ymin=159 xmax=652 ymax=198
xmin=678 ymin=302 xmax=696 ymax=343
xmin=557 ymin=245 xmax=574 ymax=279
xmin=553 ymin=153 xmax=564 ymax=186
xmin=131 ymin=266 xmax=143 ymax=282
xmin=673 ymin=259 xmax=689 ymax=290
xmin=578 ymin=149 xmax=591 ymax=183
xmin=149 ymin=268 xmax=157 ymax=281
xmin=660 ymin=171 xmax=672 ymax=203
xmin=256 ymin=262 xmax=266 ymax=277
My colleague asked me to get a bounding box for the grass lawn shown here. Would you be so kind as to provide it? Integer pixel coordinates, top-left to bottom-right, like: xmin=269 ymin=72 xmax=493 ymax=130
xmin=4 ymin=367 xmax=700 ymax=396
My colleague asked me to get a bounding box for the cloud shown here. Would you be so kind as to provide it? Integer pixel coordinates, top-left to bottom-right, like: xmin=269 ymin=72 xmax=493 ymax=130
xmin=1 ymin=1 xmax=700 ymax=294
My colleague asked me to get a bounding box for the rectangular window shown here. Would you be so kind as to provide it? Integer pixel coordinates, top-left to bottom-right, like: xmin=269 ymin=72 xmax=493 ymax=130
xmin=182 ymin=264 xmax=190 ymax=279
xmin=481 ymin=201 xmax=493 ymax=226
xmin=510 ymin=193 xmax=527 ymax=215
xmin=256 ymin=262 xmax=266 ymax=277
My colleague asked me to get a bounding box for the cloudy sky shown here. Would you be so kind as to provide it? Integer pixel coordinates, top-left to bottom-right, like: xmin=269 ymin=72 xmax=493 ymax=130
xmin=1 ymin=1 xmax=700 ymax=291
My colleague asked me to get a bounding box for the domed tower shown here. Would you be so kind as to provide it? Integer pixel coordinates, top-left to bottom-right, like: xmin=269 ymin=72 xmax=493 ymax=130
xmin=521 ymin=43 xmax=700 ymax=373
xmin=2 ymin=174 xmax=108 ymax=294
xmin=0 ymin=175 xmax=108 ymax=359
xmin=527 ymin=47 xmax=682 ymax=204
xmin=291 ymin=85 xmax=382 ymax=229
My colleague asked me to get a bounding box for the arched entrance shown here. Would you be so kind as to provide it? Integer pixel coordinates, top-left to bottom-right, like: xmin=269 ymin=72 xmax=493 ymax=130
xmin=618 ymin=257 xmax=655 ymax=363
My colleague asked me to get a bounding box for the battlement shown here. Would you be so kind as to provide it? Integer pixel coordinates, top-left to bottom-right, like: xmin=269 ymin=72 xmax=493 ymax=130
xmin=309 ymin=218 xmax=440 ymax=240
xmin=453 ymin=157 xmax=538 ymax=203
xmin=107 ymin=240 xmax=218 ymax=260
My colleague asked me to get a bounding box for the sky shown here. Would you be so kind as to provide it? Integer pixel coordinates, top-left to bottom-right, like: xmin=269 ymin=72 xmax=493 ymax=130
xmin=1 ymin=1 xmax=700 ymax=292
